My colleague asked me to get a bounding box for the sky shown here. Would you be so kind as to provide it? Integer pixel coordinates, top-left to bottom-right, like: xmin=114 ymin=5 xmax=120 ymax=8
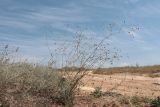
xmin=0 ymin=0 xmax=160 ymax=67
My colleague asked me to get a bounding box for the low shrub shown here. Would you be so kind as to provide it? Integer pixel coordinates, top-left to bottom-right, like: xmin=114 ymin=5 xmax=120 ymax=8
xmin=151 ymin=96 xmax=160 ymax=107
xmin=90 ymin=87 xmax=103 ymax=98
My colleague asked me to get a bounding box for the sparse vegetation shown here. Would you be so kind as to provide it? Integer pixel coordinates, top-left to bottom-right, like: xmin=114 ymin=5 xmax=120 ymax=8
xmin=118 ymin=95 xmax=152 ymax=107
xmin=0 ymin=44 xmax=160 ymax=107
xmin=0 ymin=30 xmax=119 ymax=107
xmin=93 ymin=65 xmax=160 ymax=77
xmin=0 ymin=26 xmax=159 ymax=107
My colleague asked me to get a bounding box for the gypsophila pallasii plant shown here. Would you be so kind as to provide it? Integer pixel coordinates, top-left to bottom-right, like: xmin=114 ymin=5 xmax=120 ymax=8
xmin=47 ymin=22 xmax=139 ymax=107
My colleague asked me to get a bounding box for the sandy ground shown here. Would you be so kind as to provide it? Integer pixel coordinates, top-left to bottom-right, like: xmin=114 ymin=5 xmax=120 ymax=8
xmin=79 ymin=73 xmax=160 ymax=97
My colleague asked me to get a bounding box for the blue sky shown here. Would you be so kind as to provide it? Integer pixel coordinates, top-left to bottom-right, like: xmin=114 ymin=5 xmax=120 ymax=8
xmin=0 ymin=0 xmax=160 ymax=66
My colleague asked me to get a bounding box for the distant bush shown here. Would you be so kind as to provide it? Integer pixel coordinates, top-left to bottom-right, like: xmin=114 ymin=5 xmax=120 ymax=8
xmin=118 ymin=95 xmax=151 ymax=106
xmin=93 ymin=66 xmax=160 ymax=77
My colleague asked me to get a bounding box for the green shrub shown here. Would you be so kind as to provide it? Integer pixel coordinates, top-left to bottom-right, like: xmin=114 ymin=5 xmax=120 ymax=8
xmin=151 ymin=96 xmax=160 ymax=107
xmin=118 ymin=96 xmax=130 ymax=104
xmin=90 ymin=87 xmax=103 ymax=98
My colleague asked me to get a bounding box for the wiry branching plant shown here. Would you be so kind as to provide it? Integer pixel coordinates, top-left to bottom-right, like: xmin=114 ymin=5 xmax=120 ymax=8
xmin=48 ymin=27 xmax=123 ymax=107
xmin=47 ymin=22 xmax=140 ymax=106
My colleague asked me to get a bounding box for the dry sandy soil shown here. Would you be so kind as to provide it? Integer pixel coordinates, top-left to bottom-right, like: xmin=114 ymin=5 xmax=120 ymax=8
xmin=2 ymin=70 xmax=159 ymax=107
xmin=79 ymin=72 xmax=160 ymax=97
xmin=64 ymin=72 xmax=160 ymax=107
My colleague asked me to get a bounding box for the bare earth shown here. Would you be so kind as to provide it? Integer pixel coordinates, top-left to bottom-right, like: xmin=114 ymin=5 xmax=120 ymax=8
xmin=79 ymin=73 xmax=160 ymax=97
